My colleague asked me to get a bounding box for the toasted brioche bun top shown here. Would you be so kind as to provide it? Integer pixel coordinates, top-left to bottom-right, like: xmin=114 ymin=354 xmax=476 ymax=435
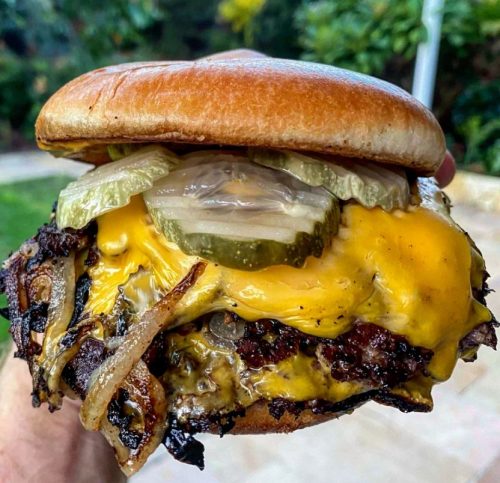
xmin=35 ymin=50 xmax=445 ymax=174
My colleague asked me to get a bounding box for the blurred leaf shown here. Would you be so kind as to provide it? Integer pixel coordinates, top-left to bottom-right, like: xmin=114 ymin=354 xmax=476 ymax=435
xmin=295 ymin=0 xmax=425 ymax=76
xmin=485 ymin=139 xmax=500 ymax=174
xmin=218 ymin=0 xmax=267 ymax=45
xmin=219 ymin=0 xmax=266 ymax=32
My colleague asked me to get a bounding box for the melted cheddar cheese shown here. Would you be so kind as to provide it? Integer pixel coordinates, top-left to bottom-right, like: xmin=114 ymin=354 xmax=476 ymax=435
xmin=164 ymin=328 xmax=365 ymax=418
xmin=87 ymin=192 xmax=492 ymax=397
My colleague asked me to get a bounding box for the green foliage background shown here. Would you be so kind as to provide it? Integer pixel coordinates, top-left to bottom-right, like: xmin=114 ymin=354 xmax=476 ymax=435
xmin=0 ymin=0 xmax=499 ymax=172
xmin=0 ymin=177 xmax=72 ymax=345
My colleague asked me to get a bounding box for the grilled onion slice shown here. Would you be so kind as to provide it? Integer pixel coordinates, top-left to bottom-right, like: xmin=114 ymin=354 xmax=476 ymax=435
xmin=100 ymin=360 xmax=167 ymax=476
xmin=80 ymin=262 xmax=206 ymax=431
xmin=32 ymin=253 xmax=75 ymax=409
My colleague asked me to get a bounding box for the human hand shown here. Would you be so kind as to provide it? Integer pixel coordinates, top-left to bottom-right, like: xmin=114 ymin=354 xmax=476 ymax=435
xmin=435 ymin=151 xmax=456 ymax=188
xmin=0 ymin=345 xmax=126 ymax=483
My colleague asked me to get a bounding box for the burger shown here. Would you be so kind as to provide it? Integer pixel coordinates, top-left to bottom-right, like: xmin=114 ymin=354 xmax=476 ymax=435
xmin=0 ymin=50 xmax=496 ymax=476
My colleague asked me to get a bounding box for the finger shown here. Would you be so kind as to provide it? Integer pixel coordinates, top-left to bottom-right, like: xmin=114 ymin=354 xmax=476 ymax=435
xmin=435 ymin=151 xmax=456 ymax=188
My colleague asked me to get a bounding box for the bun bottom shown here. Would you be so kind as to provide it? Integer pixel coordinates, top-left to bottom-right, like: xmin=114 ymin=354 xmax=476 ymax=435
xmin=206 ymin=400 xmax=359 ymax=435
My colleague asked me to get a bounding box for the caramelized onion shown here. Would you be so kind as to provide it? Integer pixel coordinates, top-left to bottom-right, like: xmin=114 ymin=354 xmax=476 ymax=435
xmin=206 ymin=312 xmax=246 ymax=351
xmin=105 ymin=335 xmax=127 ymax=351
xmin=33 ymin=254 xmax=75 ymax=408
xmin=81 ymin=262 xmax=206 ymax=431
xmin=100 ymin=419 xmax=130 ymax=467
xmin=100 ymin=360 xmax=167 ymax=476
xmin=209 ymin=312 xmax=245 ymax=341
xmin=122 ymin=360 xmax=167 ymax=475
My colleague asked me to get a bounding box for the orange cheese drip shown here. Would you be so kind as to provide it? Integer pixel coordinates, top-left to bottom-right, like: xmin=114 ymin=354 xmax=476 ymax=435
xmin=87 ymin=195 xmax=491 ymax=384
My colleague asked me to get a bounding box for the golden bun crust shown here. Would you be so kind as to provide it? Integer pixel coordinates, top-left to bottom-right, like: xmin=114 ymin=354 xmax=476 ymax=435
xmin=206 ymin=401 xmax=353 ymax=435
xmin=36 ymin=51 xmax=445 ymax=173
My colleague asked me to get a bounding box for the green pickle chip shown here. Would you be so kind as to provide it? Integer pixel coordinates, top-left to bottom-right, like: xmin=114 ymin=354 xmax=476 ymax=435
xmin=250 ymin=149 xmax=410 ymax=211
xmin=144 ymin=152 xmax=340 ymax=270
xmin=56 ymin=145 xmax=179 ymax=229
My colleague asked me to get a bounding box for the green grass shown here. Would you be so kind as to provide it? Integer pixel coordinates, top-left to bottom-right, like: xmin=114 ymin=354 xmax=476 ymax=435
xmin=0 ymin=294 xmax=8 ymax=345
xmin=0 ymin=176 xmax=72 ymax=344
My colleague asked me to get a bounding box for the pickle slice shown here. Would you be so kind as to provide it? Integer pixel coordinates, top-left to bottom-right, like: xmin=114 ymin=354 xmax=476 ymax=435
xmin=57 ymin=145 xmax=179 ymax=229
xmin=144 ymin=153 xmax=339 ymax=270
xmin=250 ymin=149 xmax=410 ymax=211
